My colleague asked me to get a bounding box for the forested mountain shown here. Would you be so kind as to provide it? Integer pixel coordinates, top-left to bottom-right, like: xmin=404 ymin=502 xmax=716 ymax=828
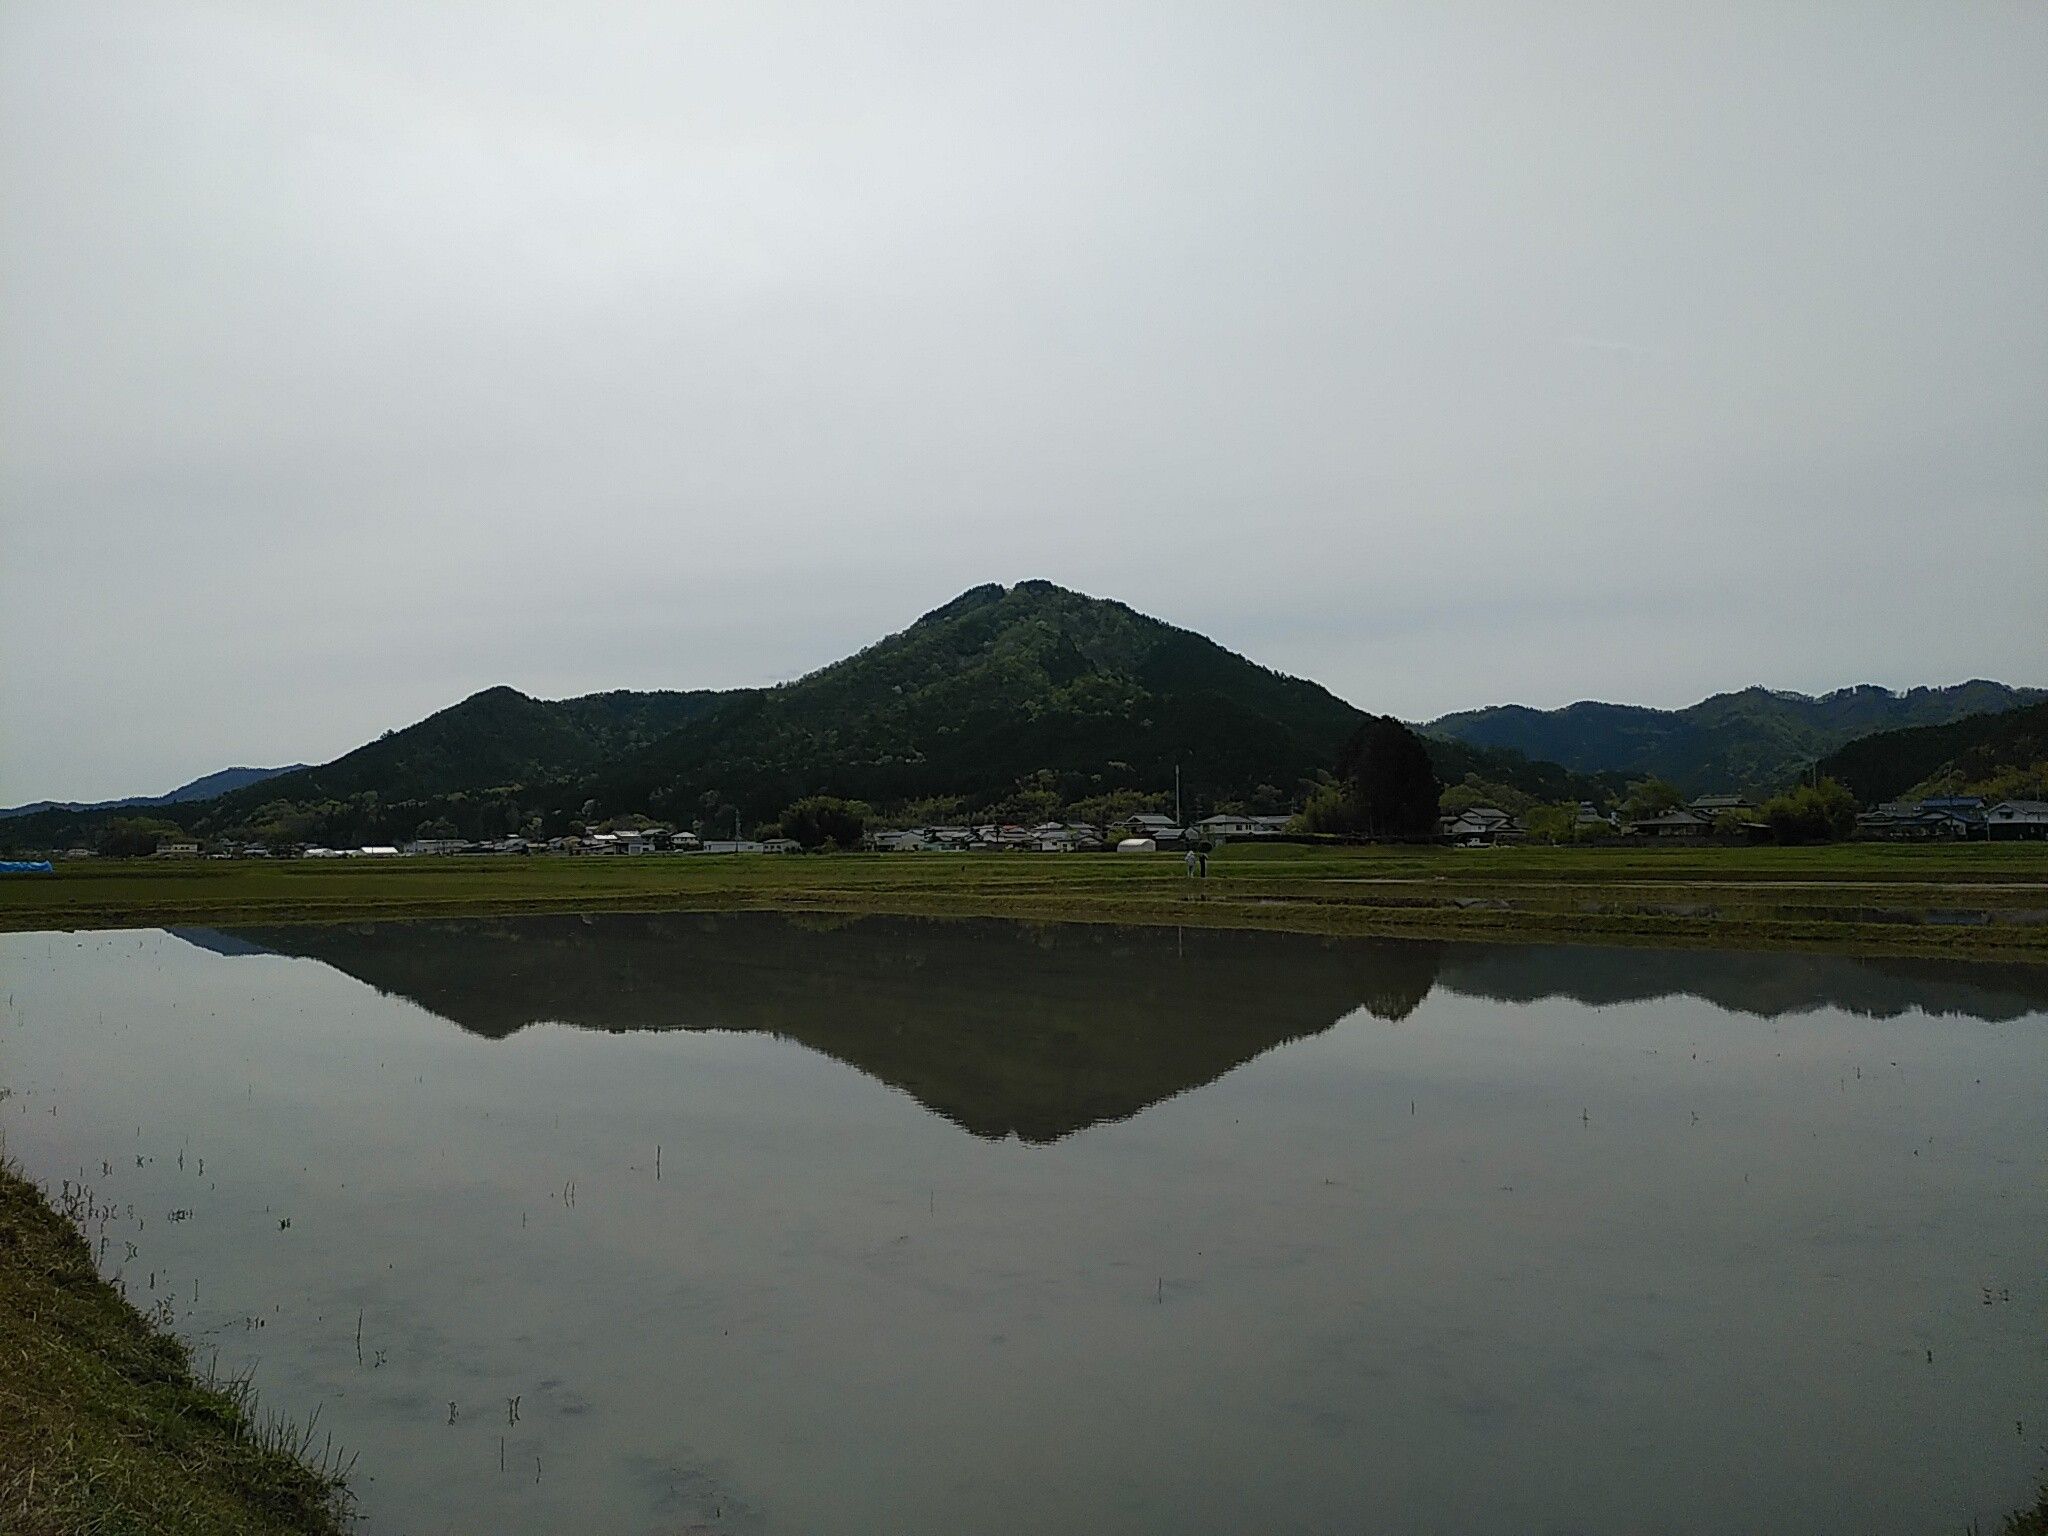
xmin=0 ymin=763 xmax=305 ymax=820
xmin=1816 ymin=699 xmax=2048 ymax=804
xmin=2 ymin=582 xmax=1619 ymax=850
xmin=1426 ymin=681 xmax=2043 ymax=795
xmin=592 ymin=580 xmax=1366 ymax=824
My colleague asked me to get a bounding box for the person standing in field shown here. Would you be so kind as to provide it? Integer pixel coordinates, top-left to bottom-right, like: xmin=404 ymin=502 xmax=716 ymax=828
xmin=1185 ymin=847 xmax=1199 ymax=879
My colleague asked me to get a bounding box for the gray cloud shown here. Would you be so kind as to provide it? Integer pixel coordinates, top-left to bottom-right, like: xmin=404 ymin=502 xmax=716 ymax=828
xmin=4 ymin=1 xmax=2044 ymax=800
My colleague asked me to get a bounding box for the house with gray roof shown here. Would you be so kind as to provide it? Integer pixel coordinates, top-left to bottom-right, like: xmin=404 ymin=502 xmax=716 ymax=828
xmin=1985 ymin=801 xmax=2048 ymax=841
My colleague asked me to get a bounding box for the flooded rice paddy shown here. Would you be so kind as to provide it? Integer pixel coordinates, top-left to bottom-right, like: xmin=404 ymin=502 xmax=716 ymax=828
xmin=2 ymin=914 xmax=2045 ymax=1534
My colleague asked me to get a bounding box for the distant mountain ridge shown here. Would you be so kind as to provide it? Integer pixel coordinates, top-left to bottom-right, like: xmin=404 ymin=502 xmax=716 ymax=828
xmin=0 ymin=763 xmax=307 ymax=820
xmin=1425 ymin=682 xmax=2044 ymax=795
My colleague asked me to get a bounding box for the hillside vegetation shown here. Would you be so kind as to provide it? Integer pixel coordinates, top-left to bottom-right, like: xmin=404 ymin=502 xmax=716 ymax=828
xmin=1427 ymin=681 xmax=2042 ymax=794
xmin=243 ymin=685 xmax=733 ymax=805
xmin=1817 ymin=699 xmax=2048 ymax=804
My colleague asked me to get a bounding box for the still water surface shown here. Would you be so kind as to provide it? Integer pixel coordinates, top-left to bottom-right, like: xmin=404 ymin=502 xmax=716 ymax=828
xmin=3 ymin=914 xmax=2045 ymax=1534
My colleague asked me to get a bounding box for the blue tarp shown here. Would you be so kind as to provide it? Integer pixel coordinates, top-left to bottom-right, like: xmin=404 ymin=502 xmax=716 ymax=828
xmin=0 ymin=860 xmax=54 ymax=873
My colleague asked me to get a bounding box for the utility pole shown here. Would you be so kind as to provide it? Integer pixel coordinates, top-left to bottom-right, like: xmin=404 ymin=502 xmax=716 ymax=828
xmin=1175 ymin=763 xmax=1182 ymax=830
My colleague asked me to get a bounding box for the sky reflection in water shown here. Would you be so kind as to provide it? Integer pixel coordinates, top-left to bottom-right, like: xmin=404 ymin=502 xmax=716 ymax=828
xmin=2 ymin=915 xmax=2043 ymax=1535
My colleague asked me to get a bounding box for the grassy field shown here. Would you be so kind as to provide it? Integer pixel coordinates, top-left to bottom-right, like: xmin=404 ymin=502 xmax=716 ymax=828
xmin=4 ymin=842 xmax=2045 ymax=961
xmin=0 ymin=1162 xmax=349 ymax=1535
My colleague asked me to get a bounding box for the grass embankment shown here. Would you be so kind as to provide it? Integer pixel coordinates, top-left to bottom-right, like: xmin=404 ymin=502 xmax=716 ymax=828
xmin=0 ymin=1163 xmax=348 ymax=1535
xmin=4 ymin=843 xmax=2046 ymax=961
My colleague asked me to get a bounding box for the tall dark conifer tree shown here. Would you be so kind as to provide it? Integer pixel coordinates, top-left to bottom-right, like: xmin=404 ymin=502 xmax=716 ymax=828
xmin=1335 ymin=716 xmax=1441 ymax=837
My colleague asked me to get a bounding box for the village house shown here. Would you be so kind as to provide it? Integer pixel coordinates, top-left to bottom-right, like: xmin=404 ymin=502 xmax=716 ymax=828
xmin=984 ymin=824 xmax=1037 ymax=848
xmin=1024 ymin=822 xmax=1105 ymax=852
xmin=1855 ymin=796 xmax=1985 ymax=841
xmin=1117 ymin=812 xmax=1179 ymax=836
xmin=1197 ymin=814 xmax=1264 ymax=840
xmin=1625 ymin=808 xmax=1714 ymax=839
xmin=1113 ymin=813 xmax=1187 ymax=846
xmin=1985 ymin=800 xmax=2048 ymax=841
xmin=1439 ymin=806 xmax=1522 ymax=846
xmin=1923 ymin=795 xmax=1990 ymax=819
xmin=1688 ymin=793 xmax=1758 ymax=819
xmin=404 ymin=837 xmax=470 ymax=856
xmin=1194 ymin=813 xmax=1292 ymax=841
xmin=1025 ymin=821 xmax=1083 ymax=851
xmin=155 ymin=839 xmax=201 ymax=858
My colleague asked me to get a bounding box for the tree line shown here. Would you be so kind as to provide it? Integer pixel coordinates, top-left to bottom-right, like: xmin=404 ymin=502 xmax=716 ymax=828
xmin=25 ymin=720 xmax=1880 ymax=859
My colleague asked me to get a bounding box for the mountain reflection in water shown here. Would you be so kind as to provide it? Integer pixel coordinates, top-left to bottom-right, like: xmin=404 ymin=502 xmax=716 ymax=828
xmin=177 ymin=913 xmax=2048 ymax=1144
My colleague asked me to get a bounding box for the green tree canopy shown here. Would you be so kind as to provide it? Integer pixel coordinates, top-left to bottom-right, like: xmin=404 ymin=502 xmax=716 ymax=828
xmin=95 ymin=817 xmax=186 ymax=858
xmin=1520 ymin=803 xmax=1575 ymax=843
xmin=1760 ymin=778 xmax=1857 ymax=844
xmin=779 ymin=796 xmax=871 ymax=850
xmin=1440 ymin=776 xmax=1540 ymax=816
xmin=1622 ymin=777 xmax=1685 ymax=820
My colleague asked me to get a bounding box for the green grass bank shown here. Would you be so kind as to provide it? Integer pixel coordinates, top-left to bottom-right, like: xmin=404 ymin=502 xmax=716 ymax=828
xmin=4 ymin=842 xmax=2046 ymax=961
xmin=0 ymin=1162 xmax=349 ymax=1535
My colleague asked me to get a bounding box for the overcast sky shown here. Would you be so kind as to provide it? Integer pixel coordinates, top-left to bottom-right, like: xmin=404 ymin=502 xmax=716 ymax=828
xmin=4 ymin=2 xmax=2044 ymax=802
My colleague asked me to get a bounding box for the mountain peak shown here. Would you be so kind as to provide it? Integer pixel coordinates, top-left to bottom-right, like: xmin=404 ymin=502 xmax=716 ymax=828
xmin=455 ymin=685 xmax=534 ymax=708
xmin=914 ymin=584 xmax=1009 ymax=626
